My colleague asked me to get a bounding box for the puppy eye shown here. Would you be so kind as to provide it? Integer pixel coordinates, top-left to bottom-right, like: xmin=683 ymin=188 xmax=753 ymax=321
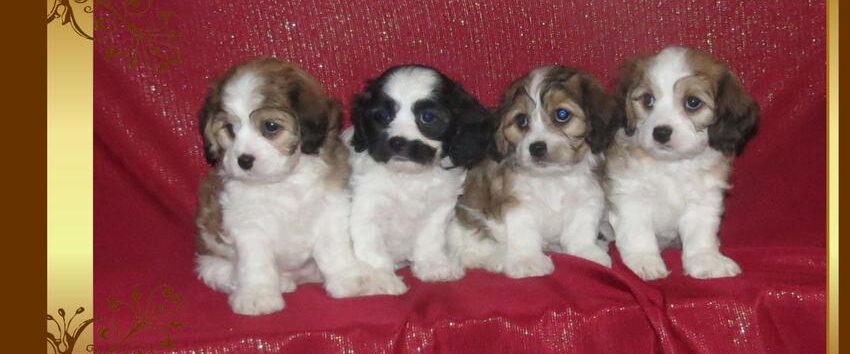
xmin=515 ymin=113 xmax=529 ymax=128
xmin=224 ymin=123 xmax=235 ymax=137
xmin=375 ymin=109 xmax=391 ymax=124
xmin=263 ymin=121 xmax=279 ymax=133
xmin=419 ymin=110 xmax=436 ymax=124
xmin=642 ymin=93 xmax=655 ymax=109
xmin=554 ymin=108 xmax=571 ymax=123
xmin=684 ymin=96 xmax=702 ymax=111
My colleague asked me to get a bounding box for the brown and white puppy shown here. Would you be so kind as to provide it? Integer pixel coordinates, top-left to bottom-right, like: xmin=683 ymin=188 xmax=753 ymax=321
xmin=605 ymin=46 xmax=759 ymax=280
xmin=195 ymin=58 xmax=380 ymax=316
xmin=449 ymin=66 xmax=620 ymax=278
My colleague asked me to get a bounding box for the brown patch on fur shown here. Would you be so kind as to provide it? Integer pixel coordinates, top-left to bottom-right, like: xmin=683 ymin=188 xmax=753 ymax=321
xmin=456 ymin=159 xmax=518 ymax=229
xmin=195 ymin=171 xmax=225 ymax=256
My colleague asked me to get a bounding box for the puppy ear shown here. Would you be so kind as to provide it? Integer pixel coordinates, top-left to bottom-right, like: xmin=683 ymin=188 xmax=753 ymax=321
xmin=580 ymin=74 xmax=620 ymax=153
xmin=708 ymin=70 xmax=760 ymax=155
xmin=445 ymin=83 xmax=495 ymax=168
xmin=492 ymin=79 xmax=526 ymax=160
xmin=199 ymin=87 xmax=224 ymax=165
xmin=613 ymin=58 xmax=643 ymax=136
xmin=289 ymin=81 xmax=332 ymax=155
xmin=349 ymin=90 xmax=371 ymax=153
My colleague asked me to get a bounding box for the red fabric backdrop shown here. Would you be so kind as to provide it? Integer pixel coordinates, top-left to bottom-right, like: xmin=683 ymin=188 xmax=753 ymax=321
xmin=93 ymin=1 xmax=826 ymax=353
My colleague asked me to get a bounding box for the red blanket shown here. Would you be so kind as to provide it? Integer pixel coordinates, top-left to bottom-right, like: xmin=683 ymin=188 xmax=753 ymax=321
xmin=94 ymin=1 xmax=826 ymax=352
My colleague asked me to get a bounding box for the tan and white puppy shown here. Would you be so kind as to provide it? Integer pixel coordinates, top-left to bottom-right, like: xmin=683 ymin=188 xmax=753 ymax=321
xmin=195 ymin=58 xmax=381 ymax=316
xmin=606 ymin=46 xmax=759 ymax=280
xmin=450 ymin=66 xmax=620 ymax=278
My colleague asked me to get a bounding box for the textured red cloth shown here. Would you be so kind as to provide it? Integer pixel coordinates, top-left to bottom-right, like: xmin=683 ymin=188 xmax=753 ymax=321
xmin=93 ymin=1 xmax=826 ymax=353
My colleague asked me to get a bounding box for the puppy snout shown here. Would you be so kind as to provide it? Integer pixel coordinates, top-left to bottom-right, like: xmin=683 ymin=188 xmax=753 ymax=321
xmin=388 ymin=136 xmax=407 ymax=153
xmin=529 ymin=141 xmax=547 ymax=158
xmin=652 ymin=125 xmax=673 ymax=144
xmin=237 ymin=154 xmax=255 ymax=170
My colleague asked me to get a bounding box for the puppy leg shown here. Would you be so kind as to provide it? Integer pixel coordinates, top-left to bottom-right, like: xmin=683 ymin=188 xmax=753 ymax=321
xmin=411 ymin=204 xmax=465 ymax=281
xmin=503 ymin=208 xmax=553 ymax=278
xmin=612 ymin=198 xmax=669 ymax=280
xmin=679 ymin=203 xmax=740 ymax=279
xmin=349 ymin=194 xmax=408 ymax=293
xmin=196 ymin=254 xmax=236 ymax=293
xmin=228 ymin=232 xmax=284 ymax=316
xmin=315 ymin=194 xmax=406 ymax=297
xmin=560 ymin=201 xmax=611 ymax=267
xmin=447 ymin=220 xmax=503 ymax=273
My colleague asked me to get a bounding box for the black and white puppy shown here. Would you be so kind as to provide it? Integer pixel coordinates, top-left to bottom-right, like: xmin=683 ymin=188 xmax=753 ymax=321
xmin=347 ymin=65 xmax=494 ymax=291
xmin=606 ymin=46 xmax=759 ymax=280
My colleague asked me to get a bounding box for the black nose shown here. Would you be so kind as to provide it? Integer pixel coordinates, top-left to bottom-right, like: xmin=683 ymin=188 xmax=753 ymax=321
xmin=237 ymin=154 xmax=255 ymax=170
xmin=529 ymin=141 xmax=547 ymax=157
xmin=388 ymin=137 xmax=406 ymax=153
xmin=652 ymin=125 xmax=673 ymax=144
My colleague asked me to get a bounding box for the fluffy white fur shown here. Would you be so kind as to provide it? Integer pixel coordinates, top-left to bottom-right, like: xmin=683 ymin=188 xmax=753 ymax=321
xmin=196 ymin=68 xmax=370 ymax=316
xmin=607 ymin=47 xmax=742 ymax=280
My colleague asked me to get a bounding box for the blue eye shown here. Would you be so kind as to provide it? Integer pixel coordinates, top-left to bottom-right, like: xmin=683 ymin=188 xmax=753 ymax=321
xmin=420 ymin=110 xmax=436 ymax=124
xmin=376 ymin=109 xmax=391 ymax=123
xmin=554 ymin=108 xmax=571 ymax=123
xmin=685 ymin=96 xmax=702 ymax=111
xmin=263 ymin=121 xmax=279 ymax=133
xmin=515 ymin=113 xmax=529 ymax=128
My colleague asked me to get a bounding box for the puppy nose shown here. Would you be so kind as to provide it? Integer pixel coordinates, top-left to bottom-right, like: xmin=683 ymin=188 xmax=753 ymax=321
xmin=652 ymin=125 xmax=673 ymax=144
xmin=237 ymin=154 xmax=255 ymax=170
xmin=388 ymin=137 xmax=406 ymax=153
xmin=529 ymin=141 xmax=547 ymax=157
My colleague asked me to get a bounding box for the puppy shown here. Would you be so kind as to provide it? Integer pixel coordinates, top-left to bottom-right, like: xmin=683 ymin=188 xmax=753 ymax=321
xmin=606 ymin=46 xmax=759 ymax=280
xmin=450 ymin=66 xmax=620 ymax=278
xmin=347 ymin=65 xmax=494 ymax=289
xmin=195 ymin=58 xmax=374 ymax=315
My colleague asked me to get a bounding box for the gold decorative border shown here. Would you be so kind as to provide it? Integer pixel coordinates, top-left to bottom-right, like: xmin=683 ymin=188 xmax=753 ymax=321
xmin=826 ymin=0 xmax=837 ymax=353
xmin=47 ymin=0 xmax=93 ymax=40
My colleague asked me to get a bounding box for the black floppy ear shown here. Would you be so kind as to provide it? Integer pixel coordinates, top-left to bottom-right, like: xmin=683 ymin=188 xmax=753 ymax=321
xmin=349 ymin=90 xmax=372 ymax=153
xmin=199 ymin=87 xmax=224 ymax=165
xmin=445 ymin=83 xmax=495 ymax=168
xmin=289 ymin=82 xmax=332 ymax=155
xmin=580 ymin=74 xmax=621 ymax=153
xmin=708 ymin=70 xmax=760 ymax=155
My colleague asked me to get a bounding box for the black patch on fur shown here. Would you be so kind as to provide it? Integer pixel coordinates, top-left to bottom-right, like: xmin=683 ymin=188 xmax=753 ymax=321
xmin=288 ymin=82 xmax=333 ymax=155
xmin=350 ymin=64 xmax=495 ymax=168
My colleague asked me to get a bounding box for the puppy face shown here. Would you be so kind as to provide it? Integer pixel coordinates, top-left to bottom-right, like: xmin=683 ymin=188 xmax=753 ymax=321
xmin=199 ymin=58 xmax=340 ymax=181
xmin=616 ymin=46 xmax=759 ymax=159
xmin=351 ymin=65 xmax=493 ymax=172
xmin=495 ymin=66 xmax=619 ymax=171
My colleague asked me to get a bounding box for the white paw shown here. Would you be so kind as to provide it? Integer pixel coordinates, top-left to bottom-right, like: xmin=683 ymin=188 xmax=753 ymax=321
xmin=360 ymin=270 xmax=408 ymax=295
xmin=684 ymin=252 xmax=741 ymax=279
xmin=228 ymin=289 xmax=284 ymax=316
xmin=412 ymin=258 xmax=465 ymax=282
xmin=279 ymin=277 xmax=297 ymax=293
xmin=570 ymin=246 xmax=612 ymax=268
xmin=622 ymin=252 xmax=670 ymax=280
xmin=196 ymin=255 xmax=235 ymax=293
xmin=504 ymin=254 xmax=554 ymax=279
xmin=323 ymin=274 xmax=364 ymax=298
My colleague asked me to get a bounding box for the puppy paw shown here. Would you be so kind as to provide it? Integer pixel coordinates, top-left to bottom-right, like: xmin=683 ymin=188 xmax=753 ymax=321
xmin=622 ymin=252 xmax=670 ymax=280
xmin=323 ymin=274 xmax=366 ymax=298
xmin=228 ymin=288 xmax=284 ymax=316
xmin=360 ymin=271 xmax=408 ymax=295
xmin=504 ymin=254 xmax=554 ymax=279
xmin=570 ymin=246 xmax=612 ymax=268
xmin=412 ymin=258 xmax=465 ymax=282
xmin=279 ymin=277 xmax=297 ymax=293
xmin=684 ymin=252 xmax=741 ymax=279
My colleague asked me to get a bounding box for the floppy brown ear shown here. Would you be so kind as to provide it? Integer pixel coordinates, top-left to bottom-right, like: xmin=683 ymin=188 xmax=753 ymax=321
xmin=579 ymin=74 xmax=621 ymax=153
xmin=612 ymin=58 xmax=644 ymax=136
xmin=708 ymin=70 xmax=760 ymax=155
xmin=491 ymin=78 xmax=526 ymax=160
xmin=199 ymin=86 xmax=225 ymax=165
xmin=288 ymin=80 xmax=334 ymax=155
